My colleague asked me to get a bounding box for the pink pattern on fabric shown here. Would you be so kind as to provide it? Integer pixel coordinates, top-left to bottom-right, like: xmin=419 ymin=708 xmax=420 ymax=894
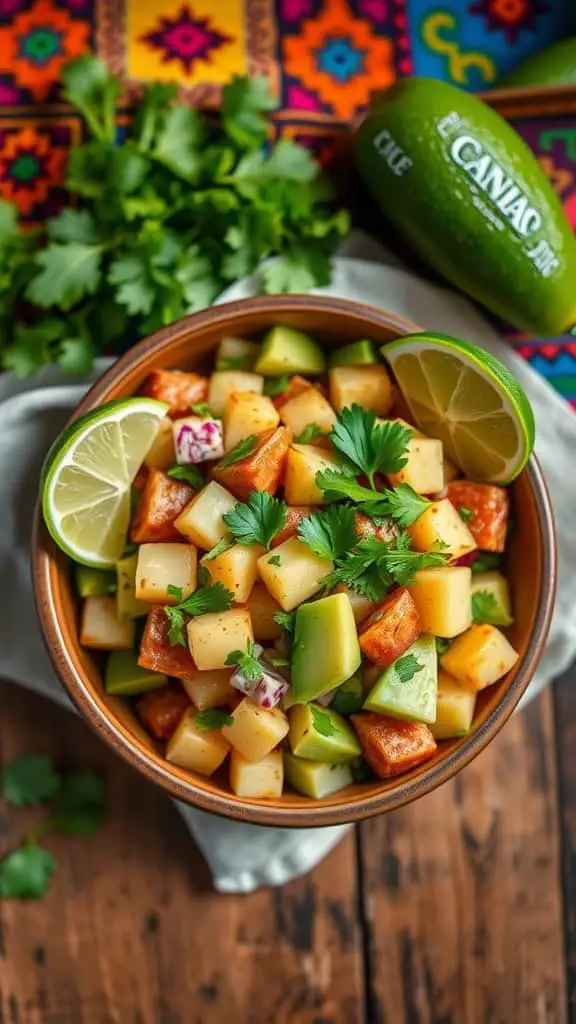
xmin=357 ymin=0 xmax=389 ymax=20
xmin=280 ymin=0 xmax=314 ymax=21
xmin=286 ymin=82 xmax=323 ymax=111
xmin=565 ymin=192 xmax=576 ymax=230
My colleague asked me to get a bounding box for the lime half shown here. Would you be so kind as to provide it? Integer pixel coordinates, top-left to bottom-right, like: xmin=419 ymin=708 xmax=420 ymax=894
xmin=381 ymin=333 xmax=535 ymax=483
xmin=42 ymin=398 xmax=168 ymax=568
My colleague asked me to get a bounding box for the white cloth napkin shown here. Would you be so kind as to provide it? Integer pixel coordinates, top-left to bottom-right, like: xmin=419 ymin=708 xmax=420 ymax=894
xmin=1 ymin=233 xmax=574 ymax=893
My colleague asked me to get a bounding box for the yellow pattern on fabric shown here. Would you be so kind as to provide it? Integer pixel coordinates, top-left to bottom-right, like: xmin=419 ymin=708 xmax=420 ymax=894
xmin=421 ymin=11 xmax=496 ymax=85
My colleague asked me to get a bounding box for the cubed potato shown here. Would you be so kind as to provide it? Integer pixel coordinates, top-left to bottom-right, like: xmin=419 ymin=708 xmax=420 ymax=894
xmin=174 ymin=481 xmax=237 ymax=550
xmin=229 ymin=749 xmax=284 ymax=798
xmin=80 ymin=596 xmax=135 ymax=650
xmin=408 ymin=567 xmax=471 ymax=638
xmin=140 ymin=369 xmax=208 ymax=418
xmin=359 ymin=587 xmax=421 ymax=667
xmin=430 ymin=670 xmax=476 ymax=739
xmin=270 ymin=506 xmax=310 ymax=548
xmin=213 ymin=426 xmax=291 ymax=501
xmin=223 ymin=392 xmax=280 ymax=451
xmin=388 ymin=436 xmax=444 ymax=495
xmin=144 ymin=417 xmax=176 ymax=470
xmin=257 ymin=537 xmax=332 ymax=611
xmin=116 ymin=552 xmax=150 ymax=620
xmin=447 ymin=481 xmax=510 ymax=552
xmin=222 ymin=698 xmax=289 ymax=763
xmin=408 ymin=498 xmax=476 ymax=560
xmin=181 ymin=669 xmax=235 ymax=711
xmin=202 ymin=543 xmax=263 ymax=604
xmin=284 ymin=444 xmax=343 ymax=505
xmin=334 ymin=584 xmax=377 ymax=624
xmin=279 ymin=388 xmax=337 ymax=438
xmin=351 ymin=713 xmax=437 ymax=779
xmin=329 ymin=365 xmax=394 ymax=415
xmin=441 ymin=624 xmax=519 ymax=692
xmin=207 ymin=370 xmax=264 ymax=416
xmin=130 ymin=469 xmax=195 ymax=544
xmin=245 ymin=583 xmax=283 ymax=639
xmin=166 ymin=709 xmax=230 ymax=775
xmin=138 ymin=607 xmax=197 ymax=681
xmin=216 ymin=336 xmax=259 ymax=371
xmin=136 ymin=684 xmax=190 ymax=739
xmin=355 ymin=513 xmax=398 ymax=545
xmin=135 ymin=543 xmax=197 ymax=605
xmin=273 ymin=374 xmax=315 ymax=410
xmin=186 ymin=608 xmax=253 ymax=670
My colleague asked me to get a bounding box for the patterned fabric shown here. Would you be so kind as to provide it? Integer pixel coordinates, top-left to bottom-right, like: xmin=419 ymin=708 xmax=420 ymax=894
xmin=0 ymin=0 xmax=575 ymax=400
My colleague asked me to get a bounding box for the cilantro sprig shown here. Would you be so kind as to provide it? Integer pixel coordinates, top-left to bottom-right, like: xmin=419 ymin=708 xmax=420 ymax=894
xmin=165 ymin=583 xmax=234 ymax=646
xmin=329 ymin=405 xmax=411 ymax=487
xmin=167 ymin=464 xmax=204 ymax=489
xmin=274 ymin=611 xmax=296 ymax=634
xmin=471 ymin=589 xmax=512 ymax=626
xmin=263 ymin=375 xmax=290 ymax=397
xmin=297 ymin=505 xmax=357 ymax=562
xmin=195 ymin=709 xmax=234 ymax=731
xmin=225 ymin=641 xmax=265 ymax=682
xmin=322 ymin=532 xmax=448 ymax=601
xmin=217 ymin=435 xmax=258 ymax=469
xmin=223 ymin=491 xmax=287 ymax=550
xmin=394 ymin=654 xmax=423 ymax=683
xmin=295 ymin=423 xmax=326 ymax=444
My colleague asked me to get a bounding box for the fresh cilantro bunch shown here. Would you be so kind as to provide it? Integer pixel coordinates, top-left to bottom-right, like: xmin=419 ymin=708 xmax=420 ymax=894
xmin=0 ymin=55 xmax=349 ymax=376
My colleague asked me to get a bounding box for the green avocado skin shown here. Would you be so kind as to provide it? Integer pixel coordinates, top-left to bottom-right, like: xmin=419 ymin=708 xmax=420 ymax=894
xmin=355 ymin=77 xmax=576 ymax=335
xmin=500 ymin=38 xmax=576 ymax=87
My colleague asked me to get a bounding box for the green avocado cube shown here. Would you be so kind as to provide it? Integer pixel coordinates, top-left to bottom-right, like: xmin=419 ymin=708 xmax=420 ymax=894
xmin=291 ymin=593 xmax=361 ymax=702
xmin=255 ymin=325 xmax=325 ymax=376
xmin=471 ymin=571 xmax=513 ymax=626
xmin=284 ymin=752 xmax=353 ymax=799
xmin=105 ymin=650 xmax=167 ymax=696
xmin=289 ymin=703 xmax=362 ymax=763
xmin=331 ymin=673 xmax=364 ymax=715
xmin=363 ymin=635 xmax=438 ymax=724
xmin=328 ymin=340 xmax=378 ymax=368
xmin=75 ymin=565 xmax=116 ymax=598
xmin=116 ymin=553 xmax=150 ymax=620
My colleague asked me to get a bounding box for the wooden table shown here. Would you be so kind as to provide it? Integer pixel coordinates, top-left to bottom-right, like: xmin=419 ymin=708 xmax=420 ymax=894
xmin=1 ymin=671 xmax=574 ymax=1024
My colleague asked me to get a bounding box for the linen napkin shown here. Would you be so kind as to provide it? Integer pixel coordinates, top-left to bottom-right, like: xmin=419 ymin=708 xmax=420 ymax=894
xmin=0 ymin=233 xmax=574 ymax=893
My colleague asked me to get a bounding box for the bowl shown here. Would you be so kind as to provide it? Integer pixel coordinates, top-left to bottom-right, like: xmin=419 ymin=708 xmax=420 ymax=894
xmin=32 ymin=295 xmax=557 ymax=826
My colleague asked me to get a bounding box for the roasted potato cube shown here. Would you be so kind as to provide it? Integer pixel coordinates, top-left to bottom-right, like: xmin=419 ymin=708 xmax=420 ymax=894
xmin=359 ymin=587 xmax=421 ymax=667
xmin=229 ymin=749 xmax=284 ymax=798
xmin=174 ymin=481 xmax=237 ymax=550
xmin=130 ymin=469 xmax=195 ymax=544
xmin=270 ymin=505 xmax=311 ymax=548
xmin=138 ymin=607 xmax=196 ymax=681
xmin=388 ymin=436 xmax=444 ymax=495
xmin=329 ymin=365 xmax=394 ymax=415
xmin=181 ymin=669 xmax=235 ymax=711
xmin=408 ymin=567 xmax=471 ymax=638
xmin=144 ymin=417 xmax=176 ymax=470
xmin=447 ymin=481 xmax=509 ymax=552
xmin=202 ymin=543 xmax=263 ymax=604
xmin=186 ymin=608 xmax=253 ymax=670
xmin=135 ymin=543 xmax=197 ymax=605
xmin=408 ymin=498 xmax=476 ymax=561
xmin=136 ymin=684 xmax=190 ymax=740
xmin=284 ymin=444 xmax=343 ymax=505
xmin=257 ymin=537 xmax=332 ymax=611
xmin=351 ymin=713 xmax=437 ymax=779
xmin=140 ymin=369 xmax=208 ymax=418
xmin=273 ymin=374 xmax=315 ymax=410
xmin=166 ymin=709 xmax=230 ymax=775
xmin=441 ymin=624 xmax=519 ymax=691
xmin=213 ymin=426 xmax=292 ymax=501
xmin=245 ymin=583 xmax=283 ymax=640
xmin=80 ymin=596 xmax=135 ymax=650
xmin=279 ymin=388 xmax=337 ymax=438
xmin=222 ymin=698 xmax=289 ymax=763
xmin=430 ymin=670 xmax=476 ymax=739
xmin=223 ymin=392 xmax=280 ymax=452
xmin=207 ymin=370 xmax=264 ymax=416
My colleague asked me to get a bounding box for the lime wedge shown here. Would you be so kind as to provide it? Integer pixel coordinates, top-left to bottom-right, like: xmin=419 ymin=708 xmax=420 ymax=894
xmin=381 ymin=333 xmax=535 ymax=483
xmin=41 ymin=398 xmax=169 ymax=568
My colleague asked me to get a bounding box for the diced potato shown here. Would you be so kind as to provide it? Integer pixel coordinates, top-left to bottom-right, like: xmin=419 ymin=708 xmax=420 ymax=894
xmin=137 ymin=684 xmax=190 ymax=739
xmin=278 ymin=388 xmax=337 ymax=438
xmin=222 ymin=698 xmax=289 ymax=763
xmin=441 ymin=624 xmax=519 ymax=692
xmin=430 ymin=670 xmax=476 ymax=739
xmin=229 ymin=749 xmax=284 ymax=798
xmin=213 ymin=426 xmax=291 ymax=501
xmin=408 ymin=498 xmax=476 ymax=561
xmin=388 ymin=436 xmax=444 ymax=495
xmin=245 ymin=583 xmax=283 ymax=640
xmin=135 ymin=543 xmax=197 ymax=605
xmin=202 ymin=543 xmax=263 ymax=604
xmin=471 ymin=571 xmax=513 ymax=626
xmin=174 ymin=481 xmax=237 ymax=550
xmin=334 ymin=584 xmax=377 ymax=624
xmin=223 ymin=392 xmax=280 ymax=451
xmin=284 ymin=444 xmax=343 ymax=505
xmin=257 ymin=537 xmax=332 ymax=611
xmin=144 ymin=417 xmax=176 ymax=470
xmin=408 ymin=567 xmax=471 ymax=638
xmin=166 ymin=709 xmax=230 ymax=775
xmin=186 ymin=608 xmax=253 ymax=670
xmin=138 ymin=608 xmax=197 ymax=681
xmin=140 ymin=369 xmax=208 ymax=418
xmin=273 ymin=374 xmax=315 ymax=410
xmin=130 ymin=469 xmax=195 ymax=544
xmin=447 ymin=481 xmax=510 ymax=552
xmin=80 ymin=596 xmax=135 ymax=650
xmin=329 ymin=365 xmax=394 ymax=415
xmin=351 ymin=713 xmax=437 ymax=779
xmin=216 ymin=336 xmax=259 ymax=371
xmin=284 ymin=753 xmax=352 ymax=799
xmin=116 ymin=552 xmax=150 ymax=620
xmin=181 ymin=669 xmax=235 ymax=711
xmin=207 ymin=370 xmax=264 ymax=416
xmin=359 ymin=587 xmax=421 ymax=667
xmin=270 ymin=506 xmax=310 ymax=548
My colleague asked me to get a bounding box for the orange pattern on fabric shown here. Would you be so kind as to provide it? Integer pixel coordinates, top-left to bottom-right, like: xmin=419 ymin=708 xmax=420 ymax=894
xmin=0 ymin=0 xmax=89 ymax=101
xmin=0 ymin=127 xmax=67 ymax=215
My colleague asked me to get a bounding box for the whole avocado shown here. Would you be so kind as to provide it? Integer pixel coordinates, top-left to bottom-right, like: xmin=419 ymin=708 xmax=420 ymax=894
xmin=500 ymin=37 xmax=576 ymax=87
xmin=355 ymin=77 xmax=576 ymax=335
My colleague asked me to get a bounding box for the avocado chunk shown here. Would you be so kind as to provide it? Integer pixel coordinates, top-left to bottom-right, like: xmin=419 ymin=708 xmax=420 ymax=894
xmin=363 ymin=635 xmax=437 ymax=724
xmin=116 ymin=553 xmax=150 ymax=620
xmin=289 ymin=703 xmax=362 ymax=763
xmin=329 ymin=340 xmax=378 ymax=368
xmin=471 ymin=571 xmax=513 ymax=626
xmin=75 ymin=565 xmax=116 ymax=598
xmin=105 ymin=650 xmax=167 ymax=696
xmin=291 ymin=592 xmax=361 ymax=702
xmin=284 ymin=752 xmax=353 ymax=798
xmin=255 ymin=325 xmax=325 ymax=376
xmin=331 ymin=673 xmax=364 ymax=715
xmin=430 ymin=670 xmax=476 ymax=739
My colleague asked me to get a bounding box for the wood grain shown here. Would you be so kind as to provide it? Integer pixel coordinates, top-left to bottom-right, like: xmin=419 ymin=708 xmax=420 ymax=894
xmin=553 ymin=667 xmax=576 ymax=1023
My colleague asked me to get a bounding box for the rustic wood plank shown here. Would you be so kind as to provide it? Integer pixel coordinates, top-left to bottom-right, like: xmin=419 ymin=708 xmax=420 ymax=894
xmin=358 ymin=689 xmax=566 ymax=1024
xmin=552 ymin=663 xmax=576 ymax=1022
xmin=0 ymin=681 xmax=365 ymax=1024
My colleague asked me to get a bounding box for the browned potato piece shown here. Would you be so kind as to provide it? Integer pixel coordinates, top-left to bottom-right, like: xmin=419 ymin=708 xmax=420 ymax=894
xmin=351 ymin=713 xmax=437 ymax=779
xmin=359 ymin=587 xmax=421 ymax=667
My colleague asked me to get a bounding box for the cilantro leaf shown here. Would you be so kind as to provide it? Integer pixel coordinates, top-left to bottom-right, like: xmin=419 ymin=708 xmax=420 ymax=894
xmin=51 ymin=771 xmax=105 ymax=835
xmin=435 ymin=637 xmax=451 ymax=656
xmin=310 ymin=705 xmax=338 ymax=737
xmin=107 ymin=254 xmax=156 ymax=316
xmin=176 ymin=584 xmax=234 ymax=617
xmin=351 ymin=759 xmax=376 ymax=783
xmin=298 ymin=505 xmax=357 ymax=562
xmin=222 ymin=75 xmax=277 ymax=149
xmin=57 ymin=334 xmax=95 ymax=376
xmin=330 ymin=406 xmax=411 ymax=486
xmin=27 ymin=243 xmax=103 ymax=311
xmin=166 ymin=584 xmax=183 ymax=600
xmin=0 ymin=844 xmax=56 ymax=900
xmin=267 ymin=555 xmax=281 ymax=566
xmin=263 ymin=375 xmax=290 ymax=397
xmin=223 ymin=491 xmax=287 ymax=550
xmin=331 ymin=679 xmax=364 ymax=715
xmin=61 ymin=54 xmax=120 ymax=144
xmin=316 ymin=469 xmax=385 ymax=504
xmin=194 ymin=709 xmax=234 ymax=732
xmin=274 ymin=611 xmax=296 ymax=634
xmin=2 ymin=754 xmax=60 ymax=807
xmin=394 ymin=654 xmax=423 ymax=683
xmin=167 ymin=463 xmax=204 ymax=490
xmin=190 ymin=403 xmax=213 ymax=417
xmin=262 ymin=248 xmax=332 ymax=294
xmin=322 ymin=534 xmax=448 ymax=601
xmin=217 ymin=435 xmax=258 ymax=469
xmin=203 ymin=537 xmax=234 ymax=561
xmin=225 ymin=641 xmax=264 ymax=682
xmin=471 ymin=553 xmax=502 ymax=574
xmin=296 ymin=423 xmax=326 ymax=444
xmin=47 ymin=209 xmax=100 ymax=245
xmin=164 ymin=607 xmax=186 ymax=647
xmin=217 ymin=354 xmax=253 ymax=371
xmin=458 ymin=505 xmax=474 ymax=523
xmin=371 ymin=485 xmax=430 ymax=527
xmin=471 ymin=590 xmax=501 ymax=625
xmin=268 ymin=655 xmax=290 ymax=668
xmin=152 ymin=106 xmax=203 ymax=180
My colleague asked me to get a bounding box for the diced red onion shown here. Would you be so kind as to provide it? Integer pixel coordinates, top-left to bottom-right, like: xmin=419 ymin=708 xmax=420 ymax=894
xmin=173 ymin=417 xmax=224 ymax=464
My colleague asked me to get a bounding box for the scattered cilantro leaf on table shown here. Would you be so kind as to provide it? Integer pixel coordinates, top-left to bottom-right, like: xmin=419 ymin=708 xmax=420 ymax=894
xmin=2 ymin=754 xmax=60 ymax=807
xmin=0 ymin=845 xmax=56 ymax=900
xmin=51 ymin=771 xmax=105 ymax=836
xmin=223 ymin=492 xmax=287 ymax=550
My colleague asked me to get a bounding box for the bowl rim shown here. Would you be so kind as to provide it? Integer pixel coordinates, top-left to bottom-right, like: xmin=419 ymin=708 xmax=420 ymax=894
xmin=32 ymin=294 xmax=558 ymax=827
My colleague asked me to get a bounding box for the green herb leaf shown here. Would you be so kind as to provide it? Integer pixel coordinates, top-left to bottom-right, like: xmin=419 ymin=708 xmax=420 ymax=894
xmin=458 ymin=505 xmax=474 ymax=524
xmin=351 ymin=759 xmax=376 ymax=783
xmin=167 ymin=584 xmax=183 ymax=600
xmin=166 ymin=463 xmax=204 ymax=490
xmin=298 ymin=505 xmax=357 ymax=562
xmin=267 ymin=555 xmax=281 ymax=567
xmin=152 ymin=106 xmax=203 ymax=180
xmin=394 ymin=654 xmax=423 ymax=683
xmin=27 ymin=243 xmax=103 ymax=311
xmin=263 ymin=375 xmax=290 ymax=397
xmin=222 ymin=74 xmax=277 ymax=149
xmin=330 ymin=405 xmax=411 ymax=487
xmin=217 ymin=435 xmax=258 ymax=469
xmin=216 ymin=354 xmax=253 ymax=371
xmin=295 ymin=423 xmax=326 ymax=444
xmin=316 ymin=469 xmax=384 ymax=505
xmin=61 ymin=54 xmax=120 ymax=144
xmin=164 ymin=607 xmax=186 ymax=647
xmin=435 ymin=637 xmax=451 ymax=656
xmin=223 ymin=491 xmax=287 ymax=550
xmin=195 ymin=709 xmax=234 ymax=732
xmin=1 ymin=754 xmax=60 ymax=807
xmin=322 ymin=534 xmax=448 ymax=601
xmin=372 ymin=485 xmax=430 ymax=527
xmin=225 ymin=640 xmax=264 ymax=682
xmin=203 ymin=537 xmax=234 ymax=562
xmin=268 ymin=655 xmax=290 ymax=668
xmin=310 ymin=705 xmax=337 ymax=737
xmin=51 ymin=771 xmax=105 ymax=836
xmin=0 ymin=844 xmax=56 ymax=900
xmin=331 ymin=683 xmax=364 ymax=715
xmin=190 ymin=402 xmax=213 ymax=417
xmin=274 ymin=611 xmax=296 ymax=634
xmin=471 ymin=590 xmax=501 ymax=625
xmin=471 ymin=553 xmax=502 ymax=574
xmin=176 ymin=584 xmax=234 ymax=618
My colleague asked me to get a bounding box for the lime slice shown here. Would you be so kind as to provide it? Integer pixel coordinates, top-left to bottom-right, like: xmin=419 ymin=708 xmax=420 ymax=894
xmin=42 ymin=398 xmax=168 ymax=568
xmin=381 ymin=333 xmax=535 ymax=483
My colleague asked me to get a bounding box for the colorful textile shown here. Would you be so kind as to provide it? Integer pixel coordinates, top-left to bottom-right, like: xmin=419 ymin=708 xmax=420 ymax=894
xmin=0 ymin=0 xmax=575 ymax=400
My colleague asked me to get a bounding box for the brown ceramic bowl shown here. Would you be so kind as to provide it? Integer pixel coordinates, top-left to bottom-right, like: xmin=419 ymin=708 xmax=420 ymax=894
xmin=32 ymin=296 xmax=557 ymax=827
